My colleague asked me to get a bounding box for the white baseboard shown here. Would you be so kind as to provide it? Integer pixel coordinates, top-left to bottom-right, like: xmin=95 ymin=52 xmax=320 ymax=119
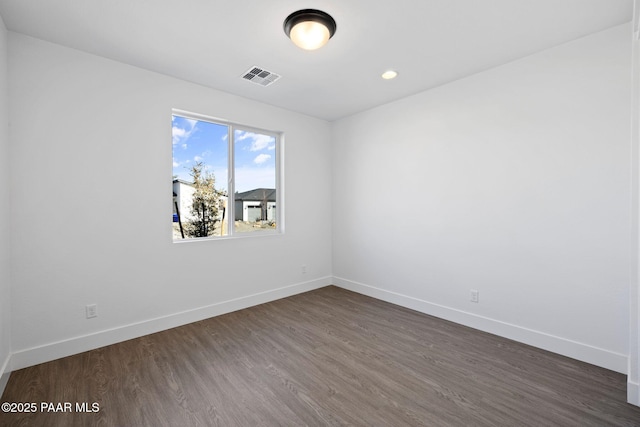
xmin=6 ymin=276 xmax=630 ymax=386
xmin=10 ymin=276 xmax=331 ymax=371
xmin=0 ymin=353 xmax=10 ymax=397
xmin=629 ymin=379 xmax=640 ymax=406
xmin=332 ymin=276 xmax=628 ymax=374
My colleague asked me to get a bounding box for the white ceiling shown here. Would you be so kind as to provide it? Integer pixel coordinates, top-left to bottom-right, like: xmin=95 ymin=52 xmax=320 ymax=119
xmin=0 ymin=0 xmax=633 ymax=121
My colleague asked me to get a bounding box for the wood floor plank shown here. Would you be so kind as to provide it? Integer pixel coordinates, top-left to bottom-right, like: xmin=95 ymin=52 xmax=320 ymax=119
xmin=1 ymin=286 xmax=640 ymax=426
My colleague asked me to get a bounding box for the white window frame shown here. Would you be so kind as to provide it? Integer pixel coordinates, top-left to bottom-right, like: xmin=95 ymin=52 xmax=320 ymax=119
xmin=172 ymin=109 xmax=284 ymax=241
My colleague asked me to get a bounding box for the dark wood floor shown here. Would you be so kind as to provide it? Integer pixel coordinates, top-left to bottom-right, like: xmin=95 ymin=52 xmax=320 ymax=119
xmin=1 ymin=286 xmax=639 ymax=426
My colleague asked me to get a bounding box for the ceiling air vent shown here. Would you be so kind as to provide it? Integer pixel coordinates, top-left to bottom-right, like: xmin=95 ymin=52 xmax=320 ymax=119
xmin=241 ymin=66 xmax=281 ymax=87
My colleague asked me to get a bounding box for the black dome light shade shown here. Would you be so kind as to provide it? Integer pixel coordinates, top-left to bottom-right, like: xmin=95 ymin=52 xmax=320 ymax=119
xmin=284 ymin=9 xmax=336 ymax=50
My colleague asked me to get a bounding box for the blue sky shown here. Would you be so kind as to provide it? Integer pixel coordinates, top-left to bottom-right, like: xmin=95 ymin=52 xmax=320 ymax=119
xmin=172 ymin=115 xmax=276 ymax=193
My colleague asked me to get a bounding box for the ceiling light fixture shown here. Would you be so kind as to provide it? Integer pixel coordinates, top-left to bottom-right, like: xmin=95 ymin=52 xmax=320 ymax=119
xmin=284 ymin=9 xmax=336 ymax=50
xmin=381 ymin=70 xmax=398 ymax=80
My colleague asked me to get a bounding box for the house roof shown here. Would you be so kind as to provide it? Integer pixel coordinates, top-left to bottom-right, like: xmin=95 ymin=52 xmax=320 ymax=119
xmin=235 ymin=188 xmax=276 ymax=202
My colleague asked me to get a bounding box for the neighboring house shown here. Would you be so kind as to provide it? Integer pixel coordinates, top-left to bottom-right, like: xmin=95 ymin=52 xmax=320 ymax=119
xmin=173 ymin=179 xmax=229 ymax=223
xmin=234 ymin=188 xmax=276 ymax=222
xmin=172 ymin=179 xmax=196 ymax=222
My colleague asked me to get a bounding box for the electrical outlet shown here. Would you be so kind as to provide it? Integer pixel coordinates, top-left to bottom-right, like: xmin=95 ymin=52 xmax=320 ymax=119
xmin=470 ymin=290 xmax=479 ymax=303
xmin=301 ymin=265 xmax=307 ymax=274
xmin=86 ymin=304 xmax=97 ymax=319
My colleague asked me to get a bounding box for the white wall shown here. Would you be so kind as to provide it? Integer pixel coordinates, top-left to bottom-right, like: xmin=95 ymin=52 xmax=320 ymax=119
xmin=8 ymin=33 xmax=333 ymax=369
xmin=629 ymin=0 xmax=640 ymax=406
xmin=332 ymin=24 xmax=632 ymax=373
xmin=0 ymin=14 xmax=11 ymax=393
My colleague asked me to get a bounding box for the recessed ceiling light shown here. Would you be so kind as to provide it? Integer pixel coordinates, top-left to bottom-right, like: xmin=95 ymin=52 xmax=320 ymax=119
xmin=284 ymin=9 xmax=337 ymax=50
xmin=381 ymin=70 xmax=398 ymax=80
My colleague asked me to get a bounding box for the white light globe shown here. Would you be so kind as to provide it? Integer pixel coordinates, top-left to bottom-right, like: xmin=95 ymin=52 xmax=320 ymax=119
xmin=290 ymin=21 xmax=331 ymax=50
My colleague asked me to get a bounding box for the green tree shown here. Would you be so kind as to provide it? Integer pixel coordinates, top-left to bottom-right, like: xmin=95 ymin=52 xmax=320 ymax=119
xmin=185 ymin=162 xmax=220 ymax=238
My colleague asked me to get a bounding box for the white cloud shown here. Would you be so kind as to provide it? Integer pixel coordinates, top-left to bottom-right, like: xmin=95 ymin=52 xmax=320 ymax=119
xmin=172 ymin=118 xmax=198 ymax=145
xmin=172 ymin=126 xmax=187 ymax=145
xmin=236 ymin=131 xmax=274 ymax=151
xmin=254 ymin=153 xmax=271 ymax=164
xmin=194 ymin=155 xmax=203 ymax=162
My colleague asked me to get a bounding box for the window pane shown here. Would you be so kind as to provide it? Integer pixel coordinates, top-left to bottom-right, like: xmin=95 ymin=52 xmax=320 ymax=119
xmin=172 ymin=115 xmax=229 ymax=239
xmin=233 ymin=129 xmax=277 ymax=233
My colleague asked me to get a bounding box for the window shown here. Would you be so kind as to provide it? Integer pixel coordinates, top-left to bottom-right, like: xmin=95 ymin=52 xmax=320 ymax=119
xmin=172 ymin=110 xmax=281 ymax=240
